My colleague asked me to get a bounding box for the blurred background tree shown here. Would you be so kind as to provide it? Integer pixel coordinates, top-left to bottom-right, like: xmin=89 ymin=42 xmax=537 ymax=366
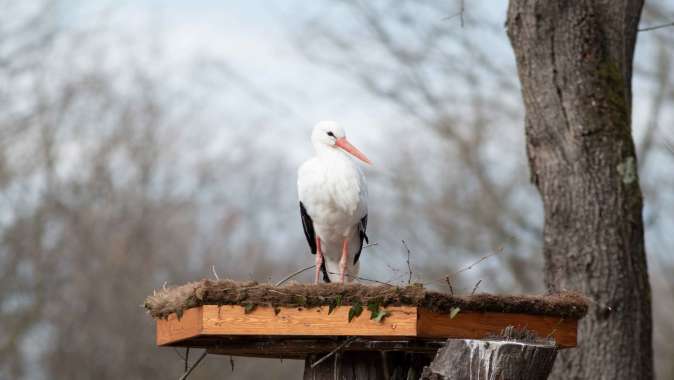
xmin=0 ymin=0 xmax=672 ymax=379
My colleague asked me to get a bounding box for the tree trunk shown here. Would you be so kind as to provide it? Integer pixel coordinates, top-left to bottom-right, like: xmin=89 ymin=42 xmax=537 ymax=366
xmin=506 ymin=1 xmax=653 ymax=379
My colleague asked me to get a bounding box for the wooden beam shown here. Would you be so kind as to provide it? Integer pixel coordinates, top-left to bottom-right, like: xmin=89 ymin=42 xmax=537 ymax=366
xmin=201 ymin=305 xmax=417 ymax=336
xmin=157 ymin=305 xmax=417 ymax=345
xmin=156 ymin=305 xmax=578 ymax=350
xmin=156 ymin=306 xmax=203 ymax=346
xmin=417 ymin=309 xmax=576 ymax=348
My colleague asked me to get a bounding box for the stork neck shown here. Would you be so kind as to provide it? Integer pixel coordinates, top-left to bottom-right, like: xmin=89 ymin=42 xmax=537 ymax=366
xmin=313 ymin=143 xmax=353 ymax=164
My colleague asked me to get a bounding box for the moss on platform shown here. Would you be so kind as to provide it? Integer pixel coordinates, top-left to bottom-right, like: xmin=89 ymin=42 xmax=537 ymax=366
xmin=144 ymin=279 xmax=589 ymax=321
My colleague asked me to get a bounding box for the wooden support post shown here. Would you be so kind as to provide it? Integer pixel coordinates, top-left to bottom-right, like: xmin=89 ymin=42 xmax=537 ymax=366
xmin=304 ymin=351 xmax=432 ymax=380
xmin=420 ymin=327 xmax=558 ymax=380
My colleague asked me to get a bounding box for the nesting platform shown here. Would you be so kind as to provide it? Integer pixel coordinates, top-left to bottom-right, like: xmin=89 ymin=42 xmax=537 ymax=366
xmin=145 ymin=280 xmax=588 ymax=359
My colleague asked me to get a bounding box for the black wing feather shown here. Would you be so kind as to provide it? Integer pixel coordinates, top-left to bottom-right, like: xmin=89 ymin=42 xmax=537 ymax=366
xmin=321 ymin=263 xmax=330 ymax=283
xmin=353 ymin=214 xmax=369 ymax=265
xmin=299 ymin=202 xmax=316 ymax=254
xmin=300 ymin=202 xmax=331 ymax=283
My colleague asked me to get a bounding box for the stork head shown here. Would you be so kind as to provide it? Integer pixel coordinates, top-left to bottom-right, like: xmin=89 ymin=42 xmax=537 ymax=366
xmin=311 ymin=121 xmax=371 ymax=165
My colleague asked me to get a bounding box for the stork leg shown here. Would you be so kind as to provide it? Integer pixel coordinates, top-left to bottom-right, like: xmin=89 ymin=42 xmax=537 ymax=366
xmin=314 ymin=237 xmax=324 ymax=284
xmin=339 ymin=238 xmax=349 ymax=283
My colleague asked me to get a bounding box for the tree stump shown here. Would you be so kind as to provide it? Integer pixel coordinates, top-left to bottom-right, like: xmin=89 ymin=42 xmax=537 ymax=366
xmin=420 ymin=327 xmax=558 ymax=380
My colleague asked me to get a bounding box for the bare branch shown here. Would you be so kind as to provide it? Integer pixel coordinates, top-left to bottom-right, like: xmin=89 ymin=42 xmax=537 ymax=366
xmin=211 ymin=265 xmax=220 ymax=281
xmin=178 ymin=351 xmax=207 ymax=380
xmin=402 ymin=240 xmax=413 ymax=285
xmin=639 ymin=22 xmax=674 ymax=32
xmin=172 ymin=348 xmax=185 ymax=362
xmin=471 ymin=279 xmax=482 ymax=295
xmin=274 ymin=246 xmax=380 ymax=287
xmin=184 ymin=348 xmax=189 ymax=372
xmin=442 ymin=0 xmax=465 ymax=27
xmin=326 ymin=271 xmax=393 ymax=286
xmin=275 ymin=265 xmax=315 ymax=286
xmin=451 ymin=247 xmax=503 ymax=277
xmin=310 ymin=337 xmax=358 ymax=369
xmin=445 ymin=275 xmax=455 ymax=296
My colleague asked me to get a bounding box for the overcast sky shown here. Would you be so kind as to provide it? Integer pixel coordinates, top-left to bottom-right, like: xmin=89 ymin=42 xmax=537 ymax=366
xmin=87 ymin=0 xmax=389 ymax=145
xmin=59 ymin=1 xmax=516 ymax=165
xmin=61 ymin=0 xmax=673 ymax=264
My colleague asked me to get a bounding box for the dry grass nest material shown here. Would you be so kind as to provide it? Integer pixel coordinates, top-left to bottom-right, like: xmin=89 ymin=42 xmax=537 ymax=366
xmin=144 ymin=279 xmax=590 ymax=320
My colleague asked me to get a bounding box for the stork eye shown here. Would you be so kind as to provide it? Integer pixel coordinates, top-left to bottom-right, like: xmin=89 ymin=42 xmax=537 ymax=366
xmin=327 ymin=131 xmax=335 ymax=137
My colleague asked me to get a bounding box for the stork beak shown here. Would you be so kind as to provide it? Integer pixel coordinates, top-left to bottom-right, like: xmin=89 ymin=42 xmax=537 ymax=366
xmin=335 ymin=137 xmax=371 ymax=165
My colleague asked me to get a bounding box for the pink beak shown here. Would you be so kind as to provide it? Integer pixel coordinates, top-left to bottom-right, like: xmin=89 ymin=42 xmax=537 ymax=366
xmin=335 ymin=137 xmax=371 ymax=165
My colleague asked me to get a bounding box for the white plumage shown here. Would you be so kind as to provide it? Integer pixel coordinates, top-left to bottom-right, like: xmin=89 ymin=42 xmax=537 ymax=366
xmin=298 ymin=121 xmax=370 ymax=283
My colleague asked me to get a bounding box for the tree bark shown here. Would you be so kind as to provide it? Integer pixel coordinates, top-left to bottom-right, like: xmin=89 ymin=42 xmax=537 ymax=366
xmin=506 ymin=1 xmax=653 ymax=379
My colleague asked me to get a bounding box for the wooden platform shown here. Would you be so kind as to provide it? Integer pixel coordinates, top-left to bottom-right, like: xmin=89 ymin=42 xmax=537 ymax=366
xmin=156 ymin=304 xmax=578 ymax=358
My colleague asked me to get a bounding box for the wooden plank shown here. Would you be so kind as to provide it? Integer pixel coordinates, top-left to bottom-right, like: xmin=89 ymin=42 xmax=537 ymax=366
xmin=156 ymin=306 xmax=204 ymax=346
xmin=156 ymin=305 xmax=579 ymax=349
xmin=417 ymin=309 xmax=577 ymax=348
xmin=201 ymin=305 xmax=418 ymax=337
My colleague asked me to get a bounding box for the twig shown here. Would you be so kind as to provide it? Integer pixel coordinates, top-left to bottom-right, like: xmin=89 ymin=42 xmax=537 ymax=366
xmin=275 ymin=265 xmax=315 ymax=286
xmin=386 ymin=264 xmax=401 ymax=274
xmin=545 ymin=328 xmax=558 ymax=340
xmin=442 ymin=0 xmax=465 ymax=27
xmin=184 ymin=347 xmax=190 ymax=372
xmin=363 ymin=242 xmax=379 ymax=249
xmin=442 ymin=12 xmax=461 ymax=21
xmin=440 ymin=248 xmax=502 ymax=295
xmin=310 ymin=337 xmax=358 ymax=369
xmin=327 ymin=271 xmax=393 ymax=286
xmin=471 ymin=279 xmax=482 ymax=296
xmin=445 ymin=275 xmax=454 ymax=296
xmin=211 ymin=265 xmax=220 ymax=281
xmin=229 ymin=356 xmax=235 ymax=372
xmin=451 ymin=247 xmax=503 ymax=277
xmin=460 ymin=0 xmax=465 ymax=27
xmin=172 ymin=348 xmax=185 ymax=362
xmin=178 ymin=351 xmax=207 ymax=380
xmin=276 ymin=264 xmax=393 ymax=287
xmin=350 ymin=275 xmax=391 ymax=286
xmin=638 ymin=22 xmax=674 ymax=32
xmin=401 ymin=240 xmax=412 ymax=285
xmin=545 ymin=318 xmax=566 ymax=340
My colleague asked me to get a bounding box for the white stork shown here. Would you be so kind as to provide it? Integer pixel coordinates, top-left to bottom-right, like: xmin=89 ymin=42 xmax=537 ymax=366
xmin=298 ymin=121 xmax=370 ymax=284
